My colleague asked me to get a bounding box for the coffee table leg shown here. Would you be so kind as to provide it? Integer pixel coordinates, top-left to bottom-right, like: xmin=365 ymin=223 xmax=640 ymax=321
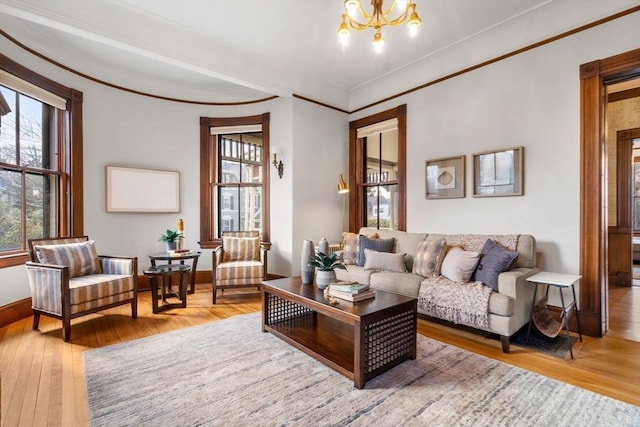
xmin=150 ymin=276 xmax=159 ymax=314
xmin=354 ymin=320 xmax=365 ymax=389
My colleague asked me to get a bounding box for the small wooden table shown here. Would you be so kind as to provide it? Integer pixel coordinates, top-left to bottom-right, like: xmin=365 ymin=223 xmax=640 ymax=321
xmin=144 ymin=264 xmax=191 ymax=314
xmin=261 ymin=277 xmax=417 ymax=389
xmin=526 ymin=271 xmax=583 ymax=359
xmin=148 ymin=251 xmax=201 ymax=294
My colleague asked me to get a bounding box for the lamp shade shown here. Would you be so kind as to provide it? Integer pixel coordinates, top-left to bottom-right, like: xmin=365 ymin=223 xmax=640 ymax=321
xmin=337 ymin=174 xmax=349 ymax=194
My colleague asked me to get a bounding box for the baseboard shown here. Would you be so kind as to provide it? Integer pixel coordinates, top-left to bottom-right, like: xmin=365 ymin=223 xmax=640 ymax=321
xmin=0 ymin=298 xmax=32 ymax=330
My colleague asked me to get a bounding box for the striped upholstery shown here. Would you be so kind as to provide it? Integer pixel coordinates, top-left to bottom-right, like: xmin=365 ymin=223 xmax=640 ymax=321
xmin=213 ymin=231 xmax=268 ymax=303
xmin=25 ymin=236 xmax=138 ymax=341
xmin=216 ymin=260 xmax=264 ymax=286
xmin=34 ymin=241 xmax=102 ymax=278
xmin=222 ymin=237 xmax=260 ymax=262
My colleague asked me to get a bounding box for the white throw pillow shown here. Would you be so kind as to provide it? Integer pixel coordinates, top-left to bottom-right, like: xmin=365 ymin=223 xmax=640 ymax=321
xmin=363 ymin=248 xmax=407 ymax=273
xmin=440 ymin=247 xmax=481 ymax=283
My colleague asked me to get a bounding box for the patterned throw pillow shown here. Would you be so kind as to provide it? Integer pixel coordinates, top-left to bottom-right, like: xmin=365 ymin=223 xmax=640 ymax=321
xmin=440 ymin=247 xmax=481 ymax=283
xmin=341 ymin=232 xmax=360 ymax=265
xmin=222 ymin=237 xmax=260 ymax=262
xmin=474 ymin=239 xmax=519 ymax=291
xmin=413 ymin=237 xmax=446 ymax=278
xmin=342 ymin=231 xmax=380 ymax=265
xmin=357 ymin=235 xmax=394 ymax=267
xmin=34 ymin=240 xmax=102 ymax=278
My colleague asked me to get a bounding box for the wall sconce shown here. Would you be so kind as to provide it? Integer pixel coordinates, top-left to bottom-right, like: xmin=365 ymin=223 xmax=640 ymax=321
xmin=272 ymin=153 xmax=284 ymax=179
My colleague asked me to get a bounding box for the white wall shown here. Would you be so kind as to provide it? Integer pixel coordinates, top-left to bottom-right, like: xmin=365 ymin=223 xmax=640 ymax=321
xmin=0 ymin=43 xmax=346 ymax=305
xmin=349 ymin=12 xmax=639 ymax=303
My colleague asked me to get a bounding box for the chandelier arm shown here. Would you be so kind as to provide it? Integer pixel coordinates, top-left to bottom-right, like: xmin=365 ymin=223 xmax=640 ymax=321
xmin=346 ymin=0 xmax=415 ymax=29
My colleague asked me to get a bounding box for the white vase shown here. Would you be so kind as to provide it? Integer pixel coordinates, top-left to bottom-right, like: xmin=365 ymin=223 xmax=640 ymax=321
xmin=301 ymin=240 xmax=315 ymax=284
xmin=315 ymin=270 xmax=336 ymax=289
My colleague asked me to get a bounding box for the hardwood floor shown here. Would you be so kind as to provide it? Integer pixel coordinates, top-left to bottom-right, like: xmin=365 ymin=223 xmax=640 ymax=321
xmin=1 ymin=285 xmax=639 ymax=426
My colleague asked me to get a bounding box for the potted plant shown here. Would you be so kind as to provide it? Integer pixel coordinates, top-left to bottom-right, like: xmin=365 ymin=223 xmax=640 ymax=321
xmin=308 ymin=251 xmax=346 ymax=289
xmin=159 ymin=229 xmax=180 ymax=252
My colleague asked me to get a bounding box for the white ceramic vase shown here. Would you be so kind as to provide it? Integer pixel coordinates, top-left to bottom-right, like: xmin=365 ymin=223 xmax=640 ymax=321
xmin=315 ymin=270 xmax=336 ymax=289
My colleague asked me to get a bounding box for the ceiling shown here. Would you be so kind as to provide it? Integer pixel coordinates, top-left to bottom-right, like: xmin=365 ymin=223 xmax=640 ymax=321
xmin=0 ymin=0 xmax=638 ymax=110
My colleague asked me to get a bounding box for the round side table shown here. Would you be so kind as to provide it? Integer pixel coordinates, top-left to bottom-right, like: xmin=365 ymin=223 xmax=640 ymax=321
xmin=144 ymin=264 xmax=191 ymax=314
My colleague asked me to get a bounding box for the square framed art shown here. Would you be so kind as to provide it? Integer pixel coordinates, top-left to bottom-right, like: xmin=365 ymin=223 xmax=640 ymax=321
xmin=425 ymin=155 xmax=465 ymax=199
xmin=472 ymin=146 xmax=524 ymax=197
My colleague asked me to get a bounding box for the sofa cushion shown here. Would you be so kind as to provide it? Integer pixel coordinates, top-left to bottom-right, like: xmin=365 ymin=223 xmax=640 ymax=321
xmin=488 ymin=291 xmax=514 ymax=317
xmin=369 ymin=271 xmax=424 ymax=298
xmin=34 ymin=240 xmax=102 ymax=278
xmin=475 ymin=239 xmax=518 ymax=291
xmin=357 ymin=236 xmax=394 ymax=266
xmin=413 ymin=237 xmax=446 ymax=278
xmin=363 ymin=249 xmax=407 ymax=273
xmin=440 ymin=247 xmax=480 ymax=283
xmin=335 ymin=265 xmax=376 ymax=285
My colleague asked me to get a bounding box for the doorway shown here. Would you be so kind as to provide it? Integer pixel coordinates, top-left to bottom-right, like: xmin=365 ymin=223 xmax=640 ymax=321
xmin=605 ymin=78 xmax=640 ymax=342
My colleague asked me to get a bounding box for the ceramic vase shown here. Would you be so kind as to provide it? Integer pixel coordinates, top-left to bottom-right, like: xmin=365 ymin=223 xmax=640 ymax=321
xmin=315 ymin=270 xmax=336 ymax=289
xmin=165 ymin=241 xmax=178 ymax=252
xmin=318 ymin=238 xmax=329 ymax=255
xmin=301 ymin=240 xmax=315 ymax=284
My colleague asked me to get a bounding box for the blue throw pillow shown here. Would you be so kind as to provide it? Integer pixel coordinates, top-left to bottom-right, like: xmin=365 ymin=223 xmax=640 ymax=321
xmin=474 ymin=239 xmax=518 ymax=291
xmin=357 ymin=235 xmax=394 ymax=267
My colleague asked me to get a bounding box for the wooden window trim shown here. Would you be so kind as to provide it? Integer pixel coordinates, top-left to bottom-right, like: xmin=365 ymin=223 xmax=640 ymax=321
xmin=0 ymin=54 xmax=83 ymax=269
xmin=199 ymin=113 xmax=270 ymax=249
xmin=348 ymin=105 xmax=406 ymax=232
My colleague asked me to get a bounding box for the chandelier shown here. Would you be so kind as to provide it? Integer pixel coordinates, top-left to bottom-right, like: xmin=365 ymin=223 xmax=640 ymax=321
xmin=337 ymin=0 xmax=422 ymax=53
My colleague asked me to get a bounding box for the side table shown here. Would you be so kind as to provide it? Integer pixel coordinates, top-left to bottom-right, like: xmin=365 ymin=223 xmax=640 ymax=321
xmin=526 ymin=271 xmax=583 ymax=359
xmin=148 ymin=251 xmax=201 ymax=294
xmin=144 ymin=264 xmax=191 ymax=314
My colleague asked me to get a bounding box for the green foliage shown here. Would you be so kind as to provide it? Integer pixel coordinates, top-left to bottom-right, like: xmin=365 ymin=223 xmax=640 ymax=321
xmin=308 ymin=251 xmax=346 ymax=272
xmin=158 ymin=229 xmax=180 ymax=242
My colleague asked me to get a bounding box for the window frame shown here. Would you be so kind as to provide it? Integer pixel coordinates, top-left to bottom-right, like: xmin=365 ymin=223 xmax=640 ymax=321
xmin=0 ymin=54 xmax=83 ymax=268
xmin=199 ymin=113 xmax=270 ymax=248
xmin=348 ymin=105 xmax=406 ymax=232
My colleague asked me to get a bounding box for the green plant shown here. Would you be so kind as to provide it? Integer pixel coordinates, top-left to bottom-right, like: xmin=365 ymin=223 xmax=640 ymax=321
xmin=158 ymin=229 xmax=180 ymax=243
xmin=308 ymin=252 xmax=346 ymax=272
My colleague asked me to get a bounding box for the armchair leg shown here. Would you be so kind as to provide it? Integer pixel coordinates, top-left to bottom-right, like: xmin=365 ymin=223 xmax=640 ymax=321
xmin=212 ymin=284 xmax=217 ymax=304
xmin=131 ymin=298 xmax=138 ymax=319
xmin=62 ymin=319 xmax=71 ymax=342
xmin=32 ymin=312 xmax=40 ymax=330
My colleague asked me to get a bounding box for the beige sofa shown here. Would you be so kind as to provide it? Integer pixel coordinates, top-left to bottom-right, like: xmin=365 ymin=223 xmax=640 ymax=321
xmin=335 ymin=227 xmax=539 ymax=353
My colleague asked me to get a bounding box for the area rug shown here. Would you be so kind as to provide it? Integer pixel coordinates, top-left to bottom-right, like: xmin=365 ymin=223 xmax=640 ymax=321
xmin=83 ymin=313 xmax=640 ymax=427
xmin=509 ymin=324 xmax=578 ymax=359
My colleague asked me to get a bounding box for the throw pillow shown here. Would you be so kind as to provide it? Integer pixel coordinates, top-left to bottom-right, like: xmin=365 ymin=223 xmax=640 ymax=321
xmin=222 ymin=236 xmax=260 ymax=262
xmin=34 ymin=240 xmax=102 ymax=278
xmin=357 ymin=235 xmax=394 ymax=267
xmin=474 ymin=239 xmax=519 ymax=291
xmin=363 ymin=248 xmax=407 ymax=273
xmin=440 ymin=247 xmax=481 ymax=283
xmin=413 ymin=237 xmax=446 ymax=278
xmin=341 ymin=232 xmax=360 ymax=265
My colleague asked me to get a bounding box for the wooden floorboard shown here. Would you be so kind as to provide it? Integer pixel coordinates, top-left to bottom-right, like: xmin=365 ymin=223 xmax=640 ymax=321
xmin=1 ymin=285 xmax=639 ymax=426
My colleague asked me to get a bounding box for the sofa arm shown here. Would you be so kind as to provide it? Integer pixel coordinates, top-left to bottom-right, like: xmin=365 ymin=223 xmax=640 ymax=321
xmin=25 ymin=261 xmax=68 ymax=315
xmin=100 ymin=256 xmax=136 ymax=275
xmin=497 ymin=267 xmax=541 ymax=325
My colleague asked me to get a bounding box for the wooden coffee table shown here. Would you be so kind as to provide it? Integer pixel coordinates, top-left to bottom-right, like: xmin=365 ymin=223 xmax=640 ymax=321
xmin=261 ymin=277 xmax=417 ymax=389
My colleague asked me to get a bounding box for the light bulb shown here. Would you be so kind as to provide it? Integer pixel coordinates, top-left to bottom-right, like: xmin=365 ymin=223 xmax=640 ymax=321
xmin=345 ymin=0 xmax=359 ymax=18
xmin=338 ymin=14 xmax=350 ymax=45
xmin=407 ymin=8 xmax=421 ymax=37
xmin=396 ymin=0 xmax=409 ymax=12
xmin=372 ymin=30 xmax=384 ymax=53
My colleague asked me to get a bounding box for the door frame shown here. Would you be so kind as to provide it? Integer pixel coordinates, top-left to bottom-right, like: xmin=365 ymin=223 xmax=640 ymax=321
xmin=580 ymin=48 xmax=640 ymax=336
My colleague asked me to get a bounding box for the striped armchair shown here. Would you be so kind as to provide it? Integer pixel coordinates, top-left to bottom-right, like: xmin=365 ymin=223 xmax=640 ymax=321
xmin=212 ymin=231 xmax=271 ymax=304
xmin=25 ymin=236 xmax=138 ymax=341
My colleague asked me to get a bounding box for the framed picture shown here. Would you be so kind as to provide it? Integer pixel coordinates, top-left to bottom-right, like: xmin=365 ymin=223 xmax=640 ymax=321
xmin=425 ymin=155 xmax=465 ymax=199
xmin=472 ymin=146 xmax=524 ymax=197
xmin=106 ymin=166 xmax=180 ymax=212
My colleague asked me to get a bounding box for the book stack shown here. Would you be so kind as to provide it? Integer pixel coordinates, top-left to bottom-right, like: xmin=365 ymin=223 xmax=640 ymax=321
xmin=328 ymin=281 xmax=375 ymax=302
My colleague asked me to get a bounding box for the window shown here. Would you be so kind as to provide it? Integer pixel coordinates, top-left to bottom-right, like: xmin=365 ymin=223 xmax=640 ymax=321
xmin=0 ymin=55 xmax=83 ymax=267
xmin=199 ymin=114 xmax=270 ymax=247
xmin=349 ymin=105 xmax=406 ymax=231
